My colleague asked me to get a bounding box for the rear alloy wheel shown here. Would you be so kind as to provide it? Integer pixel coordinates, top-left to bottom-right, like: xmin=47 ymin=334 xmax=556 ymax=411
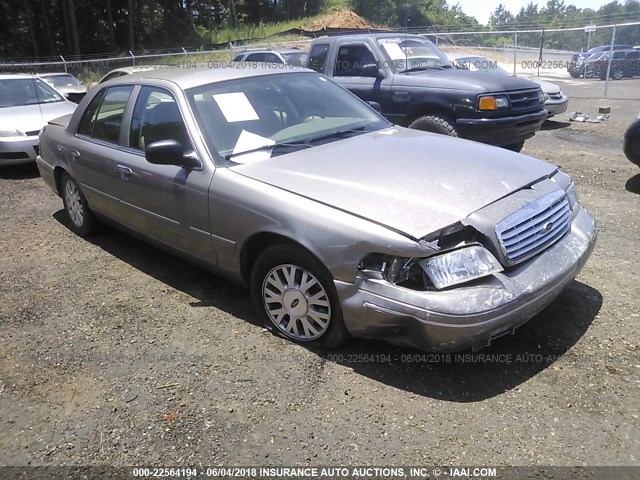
xmin=251 ymin=244 xmax=347 ymax=349
xmin=409 ymin=115 xmax=458 ymax=137
xmin=60 ymin=172 xmax=99 ymax=237
xmin=611 ymin=67 xmax=624 ymax=80
xmin=503 ymin=141 xmax=525 ymax=153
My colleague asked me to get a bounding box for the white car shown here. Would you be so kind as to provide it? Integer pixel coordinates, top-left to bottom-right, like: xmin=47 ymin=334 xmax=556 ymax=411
xmin=448 ymin=53 xmax=569 ymax=117
xmin=38 ymin=72 xmax=87 ymax=103
xmin=0 ymin=73 xmax=77 ymax=166
xmin=96 ymin=66 xmax=156 ymax=85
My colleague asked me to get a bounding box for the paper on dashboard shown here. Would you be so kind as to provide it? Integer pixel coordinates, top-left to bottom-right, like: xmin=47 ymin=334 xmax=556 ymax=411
xmin=231 ymin=130 xmax=275 ymax=163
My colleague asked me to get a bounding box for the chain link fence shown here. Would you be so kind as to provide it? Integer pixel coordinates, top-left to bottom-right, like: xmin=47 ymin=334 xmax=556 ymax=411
xmin=1 ymin=22 xmax=638 ymax=98
xmin=432 ymin=22 xmax=640 ymax=99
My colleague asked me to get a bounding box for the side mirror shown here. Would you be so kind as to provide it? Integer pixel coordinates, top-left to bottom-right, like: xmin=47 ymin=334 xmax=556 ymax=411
xmin=366 ymin=101 xmax=382 ymax=113
xmin=360 ymin=63 xmax=383 ymax=78
xmin=145 ymin=139 xmax=199 ymax=168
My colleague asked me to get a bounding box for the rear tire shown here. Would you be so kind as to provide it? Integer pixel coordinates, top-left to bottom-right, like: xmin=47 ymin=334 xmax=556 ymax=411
xmin=409 ymin=115 xmax=458 ymax=137
xmin=250 ymin=244 xmax=347 ymax=350
xmin=60 ymin=172 xmax=100 ymax=237
xmin=611 ymin=67 xmax=624 ymax=80
xmin=503 ymin=141 xmax=525 ymax=153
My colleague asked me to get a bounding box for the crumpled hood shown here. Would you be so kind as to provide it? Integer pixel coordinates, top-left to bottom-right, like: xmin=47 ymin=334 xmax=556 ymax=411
xmin=231 ymin=127 xmax=557 ymax=239
xmin=0 ymin=101 xmax=77 ymax=135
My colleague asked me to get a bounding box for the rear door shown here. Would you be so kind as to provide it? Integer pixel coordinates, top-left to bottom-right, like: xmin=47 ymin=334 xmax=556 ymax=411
xmin=67 ymin=85 xmax=134 ymax=219
xmin=112 ymin=85 xmax=216 ymax=263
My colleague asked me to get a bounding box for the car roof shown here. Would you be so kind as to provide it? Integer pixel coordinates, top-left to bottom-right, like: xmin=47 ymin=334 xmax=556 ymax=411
xmin=105 ymin=66 xmax=155 ymax=75
xmin=38 ymin=72 xmax=76 ymax=77
xmin=237 ymin=48 xmax=302 ymax=55
xmin=314 ymin=33 xmax=428 ymax=43
xmin=0 ymin=73 xmax=38 ymax=80
xmin=106 ymin=64 xmax=313 ymax=90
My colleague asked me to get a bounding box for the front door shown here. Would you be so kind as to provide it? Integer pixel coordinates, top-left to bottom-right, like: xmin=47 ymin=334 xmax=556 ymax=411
xmin=113 ymin=86 xmax=216 ymax=264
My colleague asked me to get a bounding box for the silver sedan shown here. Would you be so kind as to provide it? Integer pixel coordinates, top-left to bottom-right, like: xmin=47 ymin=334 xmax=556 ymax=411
xmin=1 ymin=74 xmax=77 ymax=165
xmin=36 ymin=66 xmax=597 ymax=352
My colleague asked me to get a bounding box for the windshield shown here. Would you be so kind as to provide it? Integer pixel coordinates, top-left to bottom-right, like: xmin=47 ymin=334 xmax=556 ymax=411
xmin=0 ymin=78 xmax=64 ymax=107
xmin=281 ymin=52 xmax=308 ymax=67
xmin=453 ymin=56 xmax=509 ymax=75
xmin=377 ymin=36 xmax=452 ymax=72
xmin=186 ymin=71 xmax=388 ymax=163
xmin=41 ymin=74 xmax=82 ymax=87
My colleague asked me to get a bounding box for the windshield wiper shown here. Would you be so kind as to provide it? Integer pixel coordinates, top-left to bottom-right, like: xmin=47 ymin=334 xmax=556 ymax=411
xmin=305 ymin=126 xmax=368 ymax=144
xmin=225 ymin=140 xmax=311 ymax=161
xmin=399 ymin=66 xmax=445 ymax=73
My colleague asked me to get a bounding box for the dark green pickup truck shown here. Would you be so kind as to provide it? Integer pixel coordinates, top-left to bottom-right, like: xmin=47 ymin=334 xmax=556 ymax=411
xmin=307 ymin=33 xmax=548 ymax=152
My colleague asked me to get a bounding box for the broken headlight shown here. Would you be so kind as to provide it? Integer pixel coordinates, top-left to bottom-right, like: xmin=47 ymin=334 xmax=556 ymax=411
xmin=359 ymin=254 xmax=414 ymax=284
xmin=418 ymin=246 xmax=503 ymax=290
xmin=566 ymin=181 xmax=580 ymax=216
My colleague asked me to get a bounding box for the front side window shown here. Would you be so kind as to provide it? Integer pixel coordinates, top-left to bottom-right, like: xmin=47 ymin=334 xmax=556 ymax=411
xmin=334 ymin=44 xmax=377 ymax=76
xmin=0 ymin=78 xmax=64 ymax=107
xmin=78 ymin=85 xmax=133 ymax=144
xmin=186 ymin=72 xmax=388 ymax=164
xmin=129 ymin=86 xmax=192 ymax=152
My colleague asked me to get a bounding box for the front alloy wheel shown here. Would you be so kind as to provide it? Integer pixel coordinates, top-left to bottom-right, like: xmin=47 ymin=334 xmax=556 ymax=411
xmin=251 ymin=244 xmax=347 ymax=349
xmin=263 ymin=264 xmax=331 ymax=341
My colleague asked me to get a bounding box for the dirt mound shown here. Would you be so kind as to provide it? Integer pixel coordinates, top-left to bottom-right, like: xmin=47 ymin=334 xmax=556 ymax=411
xmin=301 ymin=9 xmax=380 ymax=31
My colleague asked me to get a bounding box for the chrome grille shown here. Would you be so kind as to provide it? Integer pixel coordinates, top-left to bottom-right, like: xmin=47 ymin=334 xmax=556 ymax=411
xmin=508 ymin=89 xmax=540 ymax=111
xmin=495 ymin=190 xmax=571 ymax=265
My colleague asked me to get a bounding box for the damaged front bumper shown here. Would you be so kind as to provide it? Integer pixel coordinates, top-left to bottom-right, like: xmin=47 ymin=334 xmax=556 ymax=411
xmin=335 ymin=207 xmax=597 ymax=352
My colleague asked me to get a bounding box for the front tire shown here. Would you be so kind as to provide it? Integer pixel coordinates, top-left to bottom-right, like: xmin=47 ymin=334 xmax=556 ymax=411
xmin=60 ymin=172 xmax=99 ymax=237
xmin=409 ymin=115 xmax=458 ymax=137
xmin=250 ymin=244 xmax=347 ymax=349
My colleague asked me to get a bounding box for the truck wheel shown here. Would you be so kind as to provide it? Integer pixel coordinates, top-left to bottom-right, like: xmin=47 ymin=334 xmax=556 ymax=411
xmin=503 ymin=142 xmax=524 ymax=153
xmin=250 ymin=244 xmax=348 ymax=350
xmin=409 ymin=115 xmax=458 ymax=137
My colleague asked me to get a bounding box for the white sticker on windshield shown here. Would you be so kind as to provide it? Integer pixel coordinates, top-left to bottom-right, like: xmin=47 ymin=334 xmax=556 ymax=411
xmin=231 ymin=130 xmax=275 ymax=163
xmin=212 ymin=92 xmax=259 ymax=123
xmin=382 ymin=42 xmax=406 ymax=60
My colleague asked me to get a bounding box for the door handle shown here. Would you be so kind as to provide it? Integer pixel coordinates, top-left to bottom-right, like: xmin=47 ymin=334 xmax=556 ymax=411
xmin=69 ymin=149 xmax=80 ymax=159
xmin=116 ymin=165 xmax=133 ymax=176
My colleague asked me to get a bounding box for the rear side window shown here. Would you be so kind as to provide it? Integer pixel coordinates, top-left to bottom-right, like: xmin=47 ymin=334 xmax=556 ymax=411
xmin=78 ymin=86 xmax=133 ymax=144
xmin=77 ymin=89 xmax=106 ymax=136
xmin=308 ymin=44 xmax=329 ymax=72
xmin=245 ymin=52 xmax=282 ymax=63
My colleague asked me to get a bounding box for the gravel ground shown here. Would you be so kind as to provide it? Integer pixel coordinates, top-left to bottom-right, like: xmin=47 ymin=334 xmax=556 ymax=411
xmin=0 ymin=97 xmax=638 ymax=471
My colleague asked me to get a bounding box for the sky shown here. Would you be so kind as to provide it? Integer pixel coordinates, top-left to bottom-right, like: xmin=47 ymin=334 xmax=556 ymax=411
xmin=455 ymin=0 xmax=614 ymax=25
